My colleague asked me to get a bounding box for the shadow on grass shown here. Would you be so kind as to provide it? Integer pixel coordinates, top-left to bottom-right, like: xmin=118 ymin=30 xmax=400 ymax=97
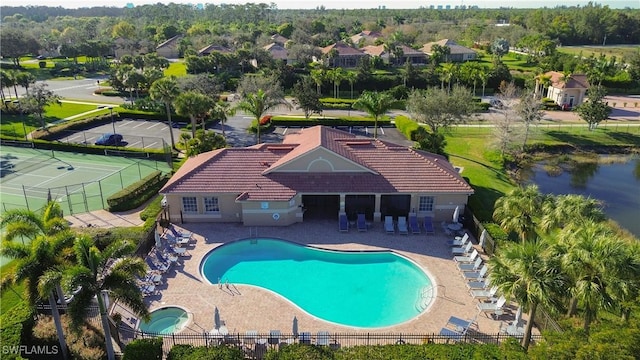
xmin=604 ymin=131 xmax=640 ymax=146
xmin=545 ymin=131 xmax=603 ymax=147
xmin=468 ymin=185 xmax=505 ymax=222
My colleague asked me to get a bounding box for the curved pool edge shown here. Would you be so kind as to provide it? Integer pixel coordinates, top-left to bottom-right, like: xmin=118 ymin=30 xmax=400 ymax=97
xmin=137 ymin=305 xmax=193 ymax=335
xmin=198 ymin=237 xmax=438 ymax=330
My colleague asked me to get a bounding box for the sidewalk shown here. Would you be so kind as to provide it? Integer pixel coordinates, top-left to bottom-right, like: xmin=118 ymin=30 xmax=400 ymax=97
xmin=65 ymin=209 xmax=145 ymax=228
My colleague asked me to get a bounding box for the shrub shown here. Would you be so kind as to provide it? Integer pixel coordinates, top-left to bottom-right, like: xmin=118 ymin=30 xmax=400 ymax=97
xmin=260 ymin=115 xmax=272 ymax=126
xmin=123 ymin=337 xmax=163 ymax=360
xmin=139 ymin=194 xmax=164 ymax=221
xmin=394 ymin=116 xmax=428 ymax=141
xmin=167 ymin=344 xmax=244 ymax=359
xmin=107 ymin=171 xmax=169 ymax=212
xmin=265 ymin=343 xmax=334 ymax=360
xmin=38 ymin=61 xmax=46 ymax=68
xmin=0 ymin=302 xmax=34 ymax=360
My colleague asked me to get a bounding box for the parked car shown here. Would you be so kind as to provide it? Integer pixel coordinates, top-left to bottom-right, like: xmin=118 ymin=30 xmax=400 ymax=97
xmin=489 ymin=99 xmax=504 ymax=109
xmin=95 ymin=133 xmax=123 ymax=146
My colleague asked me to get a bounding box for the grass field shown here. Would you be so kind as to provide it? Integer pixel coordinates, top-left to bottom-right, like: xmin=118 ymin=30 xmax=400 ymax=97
xmin=557 ymin=45 xmax=640 ymax=60
xmin=164 ymin=61 xmax=187 ymax=76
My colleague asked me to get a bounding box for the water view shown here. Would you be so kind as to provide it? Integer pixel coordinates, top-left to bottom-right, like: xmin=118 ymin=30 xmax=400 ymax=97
xmin=527 ymin=155 xmax=640 ymax=238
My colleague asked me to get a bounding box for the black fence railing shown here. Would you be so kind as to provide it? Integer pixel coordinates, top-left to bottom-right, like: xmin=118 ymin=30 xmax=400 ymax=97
xmin=120 ymin=328 xmax=543 ymax=358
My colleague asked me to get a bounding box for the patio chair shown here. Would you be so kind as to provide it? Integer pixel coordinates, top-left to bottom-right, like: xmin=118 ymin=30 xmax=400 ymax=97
xmin=268 ymin=330 xmax=281 ymax=345
xmin=457 ymin=257 xmax=483 ymax=272
xmin=467 ymin=276 xmax=492 ymax=290
xmin=477 ymin=296 xmax=507 ymax=318
xmin=451 ymin=241 xmax=473 ymax=256
xmin=316 ymin=331 xmax=330 ymax=346
xmin=339 ymin=213 xmax=349 ymax=232
xmin=449 ymin=233 xmax=469 ymax=247
xmin=463 ymin=264 xmax=489 ymax=281
xmin=171 ymin=225 xmax=193 ymax=239
xmin=470 ymin=286 xmax=499 ymax=300
xmin=244 ymin=330 xmax=258 ymax=345
xmin=445 ymin=315 xmax=477 ymax=333
xmin=439 ymin=327 xmax=465 ymax=342
xmin=408 ymin=214 xmax=421 ymax=234
xmin=454 ymin=249 xmax=479 ymax=264
xmin=384 ymin=216 xmax=395 ymax=234
xmin=501 ymin=307 xmax=525 ymax=337
xmin=423 ymin=216 xmax=435 ymax=235
xmin=397 ymin=216 xmax=409 ymax=235
xmin=299 ymin=332 xmax=312 ymax=345
xmin=357 ymin=214 xmax=367 ymax=232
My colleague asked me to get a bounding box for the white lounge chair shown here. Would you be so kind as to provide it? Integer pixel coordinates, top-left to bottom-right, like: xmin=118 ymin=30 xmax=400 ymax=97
xmin=501 ymin=307 xmax=525 ymax=337
xmin=445 ymin=316 xmax=476 ymax=332
xmin=470 ymin=286 xmax=498 ymax=300
xmin=384 ymin=216 xmax=395 ymax=234
xmin=316 ymin=331 xmax=330 ymax=346
xmin=449 ymin=233 xmax=469 ymax=247
xmin=397 ymin=216 xmax=409 ymax=235
xmin=454 ymin=249 xmax=479 ymax=264
xmin=457 ymin=257 xmax=483 ymax=272
xmin=467 ymin=276 xmax=492 ymax=290
xmin=477 ymin=296 xmax=507 ymax=318
xmin=452 ymin=241 xmax=473 ymax=255
xmin=463 ymin=264 xmax=489 ymax=281
xmin=439 ymin=327 xmax=465 ymax=342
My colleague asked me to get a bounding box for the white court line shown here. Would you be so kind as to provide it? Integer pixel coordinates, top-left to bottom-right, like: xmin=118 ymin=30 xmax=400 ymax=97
xmin=379 ymin=127 xmax=385 ymax=135
xmin=121 ymin=120 xmax=135 ymax=126
xmin=127 ymin=141 xmax=142 ymax=148
xmin=146 ymin=122 xmax=163 ymax=129
xmin=143 ymin=141 xmax=158 ymax=148
xmin=132 ymin=122 xmax=148 ymax=129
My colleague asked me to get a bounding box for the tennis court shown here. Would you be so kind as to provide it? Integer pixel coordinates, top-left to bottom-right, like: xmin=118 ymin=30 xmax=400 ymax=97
xmin=1 ymin=145 xmax=172 ymax=216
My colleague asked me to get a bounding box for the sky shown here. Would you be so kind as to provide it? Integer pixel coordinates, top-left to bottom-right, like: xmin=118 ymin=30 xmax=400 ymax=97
xmin=14 ymin=0 xmax=640 ymax=9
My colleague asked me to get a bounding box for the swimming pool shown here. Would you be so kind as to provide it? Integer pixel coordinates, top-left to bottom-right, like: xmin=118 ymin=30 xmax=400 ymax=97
xmin=200 ymin=238 xmax=434 ymax=328
xmin=138 ymin=306 xmax=190 ymax=334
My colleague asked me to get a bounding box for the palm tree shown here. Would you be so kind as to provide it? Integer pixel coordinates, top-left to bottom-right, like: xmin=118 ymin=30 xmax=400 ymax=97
xmin=555 ymin=221 xmax=630 ymax=334
xmin=328 ymin=67 xmax=345 ymax=99
xmin=539 ymin=194 xmax=605 ymax=233
xmin=493 ymin=184 xmax=544 ymax=243
xmin=310 ymin=68 xmax=326 ymax=95
xmin=59 ymin=236 xmax=150 ymax=360
xmin=210 ymin=101 xmax=235 ymax=139
xmin=174 ymin=91 xmax=215 ymax=139
xmin=489 ymin=240 xmax=565 ymax=350
xmin=479 ymin=69 xmax=490 ymax=97
xmin=235 ymin=88 xmax=289 ymax=144
xmin=149 ymin=76 xmax=180 ymax=150
xmin=0 ymin=202 xmax=74 ymax=360
xmin=352 ymin=91 xmax=395 ymax=139
xmin=441 ymin=62 xmax=457 ymax=93
xmin=344 ymin=71 xmax=358 ymax=99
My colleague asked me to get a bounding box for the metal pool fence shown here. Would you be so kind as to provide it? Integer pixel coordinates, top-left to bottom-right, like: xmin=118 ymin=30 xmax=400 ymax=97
xmin=120 ymin=328 xmax=543 ymax=358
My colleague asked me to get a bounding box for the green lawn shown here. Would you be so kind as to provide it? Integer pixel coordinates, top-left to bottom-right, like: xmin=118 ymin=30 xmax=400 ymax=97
xmin=557 ymin=45 xmax=640 ymax=60
xmin=164 ymin=61 xmax=187 ymax=77
xmin=0 ymin=262 xmax=26 ymax=315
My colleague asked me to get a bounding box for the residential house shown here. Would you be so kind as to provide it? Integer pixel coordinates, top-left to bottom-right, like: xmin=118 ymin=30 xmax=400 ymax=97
xmin=198 ymin=44 xmax=233 ymax=56
xmin=362 ymin=44 xmax=427 ymax=66
xmin=270 ymin=34 xmax=289 ymax=46
xmin=320 ymin=42 xmax=368 ymax=68
xmin=156 ymin=35 xmax=182 ymax=59
xmin=421 ymin=39 xmax=477 ymax=62
xmin=536 ymin=71 xmax=590 ymax=108
xmin=263 ymin=43 xmax=293 ymax=65
xmin=350 ymin=30 xmax=383 ymax=47
xmin=160 ymin=126 xmax=474 ymax=226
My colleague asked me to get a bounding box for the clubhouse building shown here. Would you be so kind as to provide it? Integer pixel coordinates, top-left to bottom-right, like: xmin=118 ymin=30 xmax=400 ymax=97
xmin=160 ymin=126 xmax=473 ymax=226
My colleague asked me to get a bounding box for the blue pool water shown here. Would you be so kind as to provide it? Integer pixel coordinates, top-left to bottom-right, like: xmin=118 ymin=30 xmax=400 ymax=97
xmin=200 ymin=238 xmax=433 ymax=328
xmin=139 ymin=307 xmax=189 ymax=334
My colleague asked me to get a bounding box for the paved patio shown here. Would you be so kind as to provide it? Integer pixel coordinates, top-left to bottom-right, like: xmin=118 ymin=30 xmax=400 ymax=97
xmin=114 ymin=220 xmax=531 ymax=340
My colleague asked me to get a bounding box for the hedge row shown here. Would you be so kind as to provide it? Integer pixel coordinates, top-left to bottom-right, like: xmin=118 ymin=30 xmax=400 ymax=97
xmin=123 ymin=337 xmax=163 ymax=360
xmin=166 ymin=341 xmax=526 ymax=360
xmin=270 ymin=116 xmax=392 ymax=127
xmin=107 ymin=171 xmax=169 ymax=212
xmin=394 ymin=116 xmax=428 ymax=141
xmin=0 ymin=302 xmax=35 ymax=360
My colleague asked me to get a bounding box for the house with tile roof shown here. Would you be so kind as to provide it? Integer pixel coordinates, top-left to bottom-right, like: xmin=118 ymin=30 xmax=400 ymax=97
xmin=270 ymin=34 xmax=289 ymax=46
xmin=320 ymin=42 xmax=368 ymax=68
xmin=350 ymin=30 xmax=383 ymax=46
xmin=156 ymin=35 xmax=182 ymax=59
xmin=535 ymin=71 xmax=590 ymax=108
xmin=362 ymin=44 xmax=427 ymax=66
xmin=421 ymin=39 xmax=477 ymax=62
xmin=160 ymin=126 xmax=473 ymax=226
xmin=198 ymin=44 xmax=232 ymax=56
xmin=263 ymin=43 xmax=293 ymax=64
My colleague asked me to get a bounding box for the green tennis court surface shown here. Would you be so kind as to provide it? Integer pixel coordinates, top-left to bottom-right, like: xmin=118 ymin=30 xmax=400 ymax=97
xmin=1 ymin=145 xmax=171 ymax=216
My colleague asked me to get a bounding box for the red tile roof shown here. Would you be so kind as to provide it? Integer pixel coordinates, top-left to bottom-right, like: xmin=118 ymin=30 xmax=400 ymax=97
xmin=545 ymin=71 xmax=590 ymax=89
xmin=321 ymin=42 xmax=366 ymax=56
xmin=160 ymin=126 xmax=473 ymax=201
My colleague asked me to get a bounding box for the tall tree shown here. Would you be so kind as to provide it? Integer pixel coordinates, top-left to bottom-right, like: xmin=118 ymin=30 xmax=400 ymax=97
xmin=292 ymin=76 xmax=323 ymax=119
xmin=235 ymin=89 xmax=288 ymax=144
xmin=15 ymin=72 xmax=36 ymax=96
xmin=539 ymin=194 xmax=605 ymax=233
xmin=149 ymin=76 xmax=180 ymax=150
xmin=493 ymin=184 xmax=545 ymax=243
xmin=174 ymin=91 xmax=215 ymax=138
xmin=516 ymin=90 xmax=544 ymax=151
xmin=20 ymin=83 xmax=61 ymax=130
xmin=406 ymin=85 xmax=476 ymax=134
xmin=59 ymin=236 xmax=150 ymax=360
xmin=352 ymin=91 xmax=395 ymax=139
xmin=575 ymin=85 xmax=611 ymax=131
xmin=489 ymin=240 xmax=565 ymax=350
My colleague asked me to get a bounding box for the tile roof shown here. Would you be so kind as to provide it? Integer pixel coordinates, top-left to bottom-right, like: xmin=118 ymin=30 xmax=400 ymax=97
xmin=263 ymin=43 xmax=289 ymax=60
xmin=421 ymin=39 xmax=476 ymax=55
xmin=321 ymin=42 xmax=366 ymax=56
xmin=545 ymin=71 xmax=590 ymax=89
xmin=160 ymin=126 xmax=473 ymax=201
xmin=198 ymin=44 xmax=232 ymax=55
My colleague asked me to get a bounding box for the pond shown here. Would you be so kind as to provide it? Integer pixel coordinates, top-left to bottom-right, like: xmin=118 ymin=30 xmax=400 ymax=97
xmin=526 ymin=155 xmax=640 ymax=238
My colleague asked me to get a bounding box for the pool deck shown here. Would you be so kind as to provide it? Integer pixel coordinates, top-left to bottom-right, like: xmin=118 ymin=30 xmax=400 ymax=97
xmin=116 ymin=220 xmax=533 ymax=338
